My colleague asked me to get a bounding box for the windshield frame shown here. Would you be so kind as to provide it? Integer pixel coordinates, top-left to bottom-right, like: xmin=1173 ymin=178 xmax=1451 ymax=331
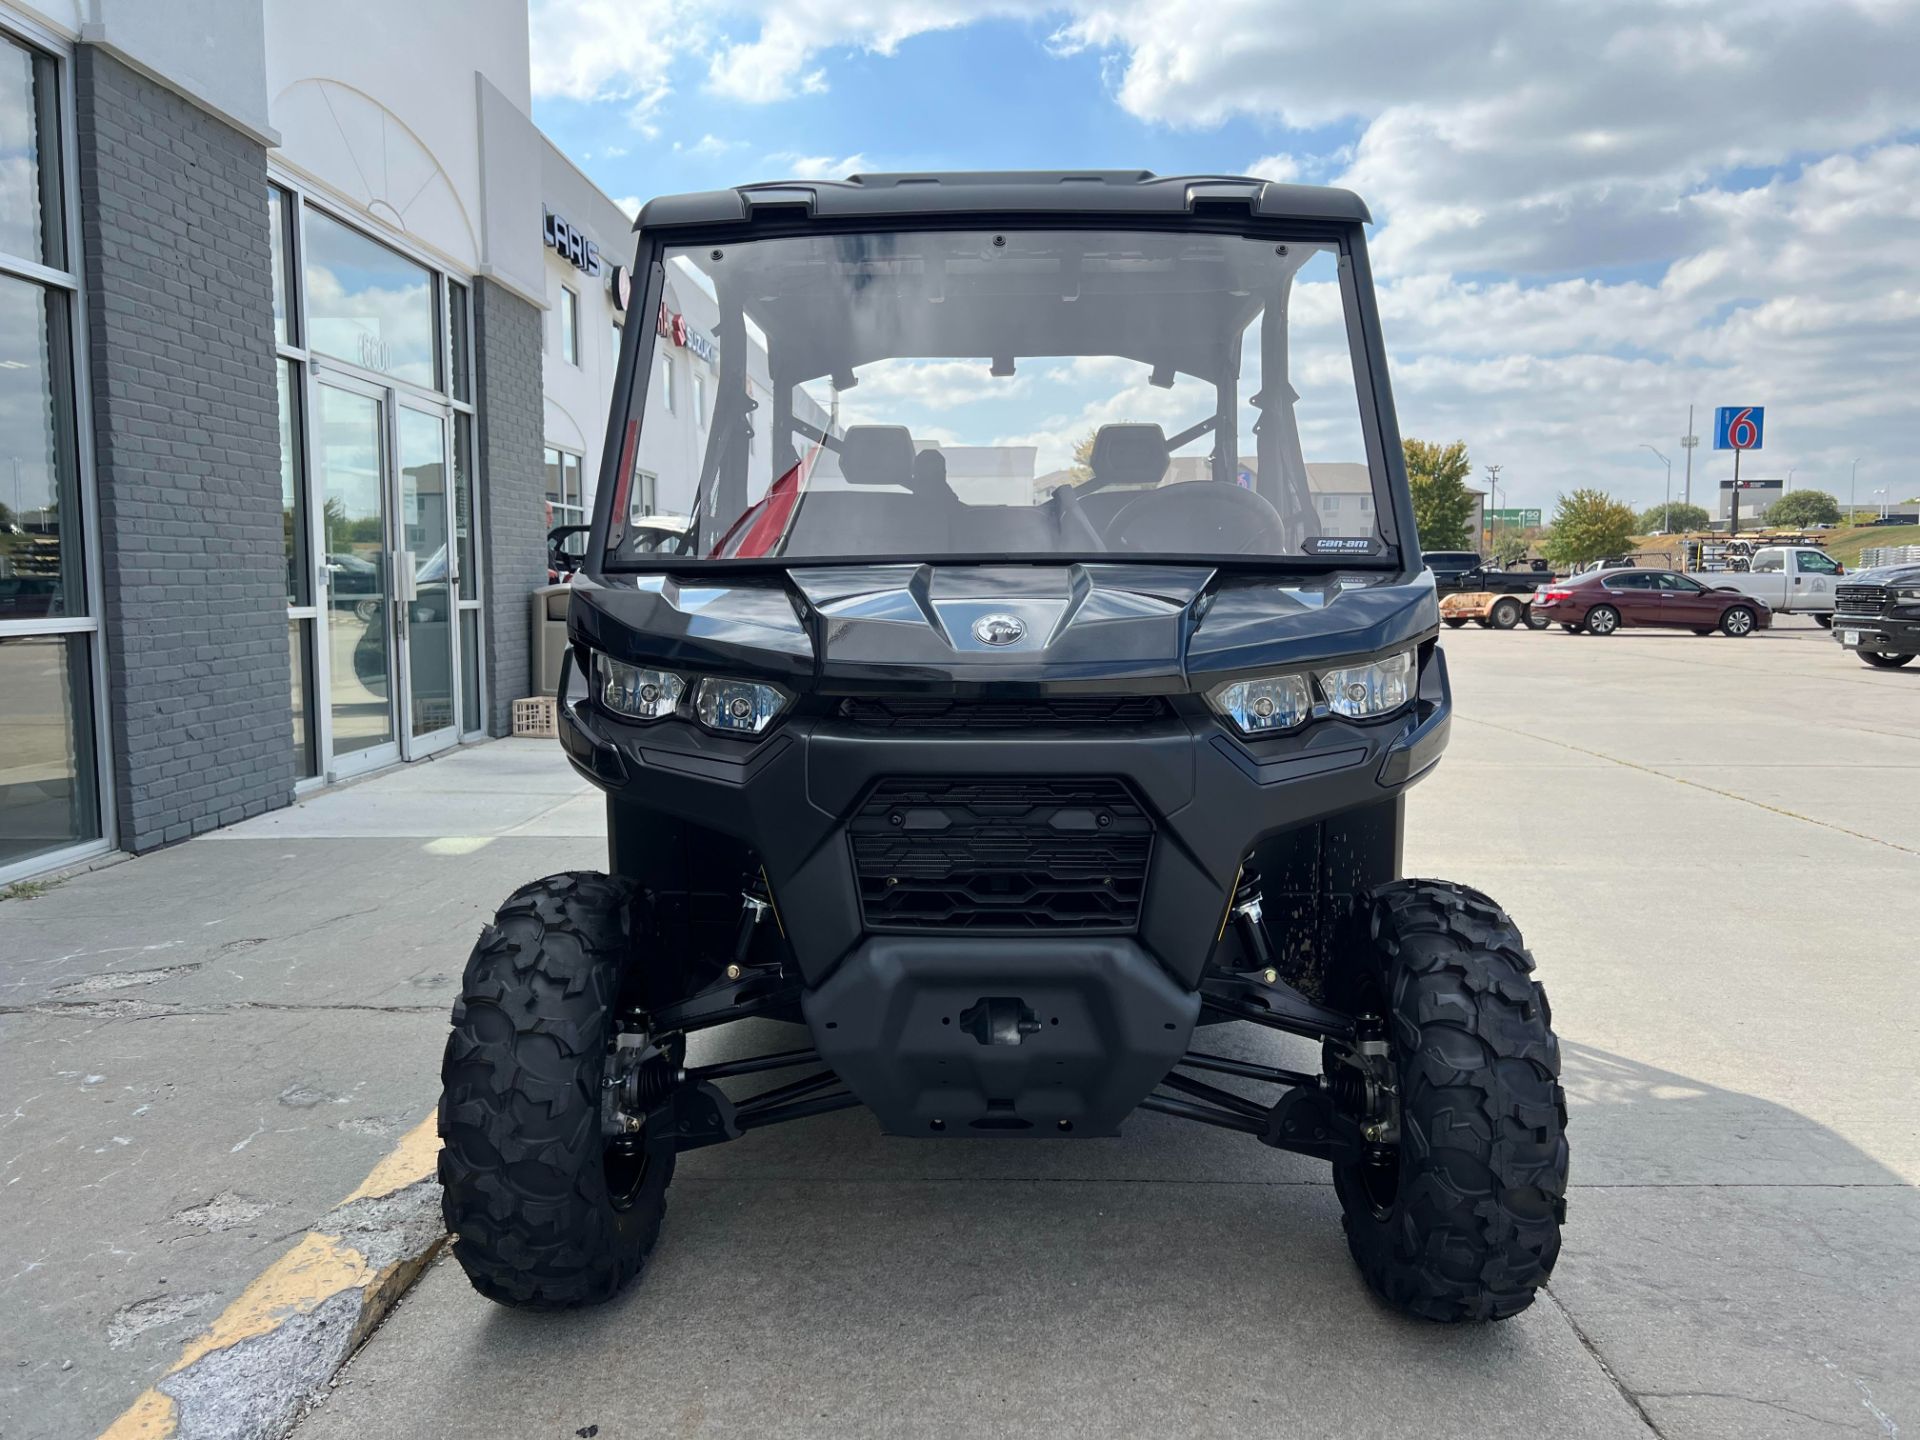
xmin=587 ymin=213 xmax=1413 ymax=578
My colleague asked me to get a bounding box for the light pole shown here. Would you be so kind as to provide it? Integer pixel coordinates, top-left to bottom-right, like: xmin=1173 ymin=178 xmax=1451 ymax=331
xmin=1874 ymin=487 xmax=1889 ymax=520
xmin=1640 ymin=444 xmax=1671 ymax=528
xmin=1483 ymin=463 xmax=1502 ymax=555
xmin=1680 ymin=405 xmax=1698 ymax=510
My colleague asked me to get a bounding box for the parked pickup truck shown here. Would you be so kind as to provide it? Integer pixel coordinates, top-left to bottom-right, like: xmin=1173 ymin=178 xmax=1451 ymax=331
xmin=1425 ymin=551 xmax=1555 ymax=597
xmin=1699 ymin=545 xmax=1845 ymax=624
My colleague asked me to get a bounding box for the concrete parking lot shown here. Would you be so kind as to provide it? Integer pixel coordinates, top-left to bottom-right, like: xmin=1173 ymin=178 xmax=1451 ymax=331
xmin=5 ymin=616 xmax=1916 ymax=1439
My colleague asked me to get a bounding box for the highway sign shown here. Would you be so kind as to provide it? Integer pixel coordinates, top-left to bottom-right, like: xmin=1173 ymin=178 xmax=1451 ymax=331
xmin=1487 ymin=508 xmax=1541 ymax=527
xmin=1714 ymin=406 xmax=1764 ymax=450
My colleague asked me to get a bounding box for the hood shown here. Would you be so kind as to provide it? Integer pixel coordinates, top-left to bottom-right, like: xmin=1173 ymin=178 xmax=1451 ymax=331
xmin=572 ymin=563 xmax=1437 ymax=694
xmin=1849 ymin=563 xmax=1920 ymax=587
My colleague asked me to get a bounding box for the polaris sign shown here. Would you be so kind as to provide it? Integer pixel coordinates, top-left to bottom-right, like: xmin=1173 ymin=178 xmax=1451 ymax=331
xmin=544 ymin=210 xmax=602 ymax=276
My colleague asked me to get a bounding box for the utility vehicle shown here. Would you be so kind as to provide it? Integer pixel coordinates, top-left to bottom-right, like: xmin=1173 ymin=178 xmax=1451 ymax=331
xmin=438 ymin=171 xmax=1569 ymax=1323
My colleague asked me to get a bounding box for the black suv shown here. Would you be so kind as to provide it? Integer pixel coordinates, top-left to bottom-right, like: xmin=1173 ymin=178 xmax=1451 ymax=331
xmin=438 ymin=172 xmax=1568 ymax=1324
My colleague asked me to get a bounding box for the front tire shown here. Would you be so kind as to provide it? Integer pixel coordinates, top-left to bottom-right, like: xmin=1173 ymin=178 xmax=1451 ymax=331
xmin=439 ymin=872 xmax=675 ymax=1309
xmin=1812 ymin=613 xmax=1833 ymax=630
xmin=1488 ymin=598 xmax=1523 ymax=630
xmin=1326 ymin=881 xmax=1568 ymax=1323
xmin=1720 ymin=605 xmax=1757 ymax=637
xmin=1860 ymin=651 xmax=1915 ymax=669
xmin=1584 ymin=605 xmax=1620 ymax=636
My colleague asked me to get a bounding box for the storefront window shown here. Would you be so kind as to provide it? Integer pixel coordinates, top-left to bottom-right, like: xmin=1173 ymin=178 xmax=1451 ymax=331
xmin=544 ymin=446 xmax=584 ymax=530
xmin=0 ymin=35 xmax=61 ymax=267
xmin=0 ymin=635 xmax=100 ymax=869
xmin=267 ymin=185 xmax=295 ymax=346
xmin=303 ymin=207 xmax=437 ymax=388
xmin=0 ymin=274 xmax=82 ymax=621
xmin=276 ymin=360 xmax=308 ymax=605
xmin=448 ymin=279 xmax=472 ymax=403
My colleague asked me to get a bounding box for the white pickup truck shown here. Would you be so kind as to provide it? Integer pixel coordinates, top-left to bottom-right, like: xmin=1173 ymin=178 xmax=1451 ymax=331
xmin=1703 ymin=545 xmax=1845 ymax=622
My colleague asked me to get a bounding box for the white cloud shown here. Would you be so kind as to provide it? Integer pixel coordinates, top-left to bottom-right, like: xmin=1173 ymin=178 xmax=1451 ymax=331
xmin=1247 ymin=153 xmax=1299 ymax=183
xmin=763 ymin=151 xmax=871 ymax=180
xmin=674 ymin=134 xmax=743 ymax=157
xmin=613 ymin=195 xmax=641 ymax=220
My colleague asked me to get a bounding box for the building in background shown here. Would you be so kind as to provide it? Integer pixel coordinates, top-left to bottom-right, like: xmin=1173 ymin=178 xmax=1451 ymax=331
xmin=0 ymin=0 xmax=638 ymax=883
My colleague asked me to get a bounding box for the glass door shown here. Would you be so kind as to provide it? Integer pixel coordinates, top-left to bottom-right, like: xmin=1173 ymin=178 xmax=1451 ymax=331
xmin=314 ymin=377 xmax=400 ymax=776
xmin=395 ymin=403 xmax=459 ymax=756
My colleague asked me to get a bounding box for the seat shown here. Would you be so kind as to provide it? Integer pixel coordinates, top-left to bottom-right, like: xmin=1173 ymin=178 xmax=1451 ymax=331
xmin=1087 ymin=424 xmax=1171 ymax=489
xmin=836 ymin=425 xmax=917 ymax=487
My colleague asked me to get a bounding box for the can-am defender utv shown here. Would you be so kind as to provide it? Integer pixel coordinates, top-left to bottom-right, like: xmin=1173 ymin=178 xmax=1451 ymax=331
xmin=439 ymin=172 xmax=1568 ymax=1322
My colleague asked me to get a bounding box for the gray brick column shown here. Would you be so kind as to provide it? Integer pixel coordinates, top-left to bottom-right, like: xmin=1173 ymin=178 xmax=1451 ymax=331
xmin=472 ymin=278 xmax=546 ymax=735
xmin=73 ymin=47 xmax=293 ymax=852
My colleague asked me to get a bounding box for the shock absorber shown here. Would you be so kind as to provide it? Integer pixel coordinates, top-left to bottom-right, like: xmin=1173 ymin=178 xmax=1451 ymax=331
xmin=726 ymin=871 xmax=774 ymax=980
xmin=1231 ymin=864 xmax=1280 ymax=983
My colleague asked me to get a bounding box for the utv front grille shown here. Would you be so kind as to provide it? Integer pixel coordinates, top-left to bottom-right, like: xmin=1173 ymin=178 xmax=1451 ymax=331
xmin=1835 ymin=584 xmax=1890 ymax=617
xmin=849 ymin=777 xmax=1153 ymax=932
xmin=836 ymin=696 xmax=1172 ymax=730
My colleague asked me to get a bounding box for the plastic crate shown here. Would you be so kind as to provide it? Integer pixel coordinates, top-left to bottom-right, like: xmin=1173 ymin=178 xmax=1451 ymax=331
xmin=512 ymin=695 xmax=558 ymax=738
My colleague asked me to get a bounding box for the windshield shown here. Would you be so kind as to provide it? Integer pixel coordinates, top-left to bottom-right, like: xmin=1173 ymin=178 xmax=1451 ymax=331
xmin=600 ymin=228 xmax=1392 ymax=567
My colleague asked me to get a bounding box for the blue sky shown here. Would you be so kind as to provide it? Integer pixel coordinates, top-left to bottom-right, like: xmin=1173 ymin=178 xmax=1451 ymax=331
xmin=530 ymin=1 xmax=1920 ymax=516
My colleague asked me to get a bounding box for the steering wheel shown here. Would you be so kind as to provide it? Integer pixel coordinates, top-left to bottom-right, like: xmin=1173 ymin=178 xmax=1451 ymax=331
xmin=1050 ymin=482 xmax=1109 ymax=553
xmin=1104 ymin=481 xmax=1291 ymax=555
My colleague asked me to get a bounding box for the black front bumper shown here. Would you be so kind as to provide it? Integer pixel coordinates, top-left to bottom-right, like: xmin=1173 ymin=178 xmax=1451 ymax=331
xmin=1833 ymin=614 xmax=1920 ymax=655
xmin=558 ymin=645 xmax=1450 ymax=991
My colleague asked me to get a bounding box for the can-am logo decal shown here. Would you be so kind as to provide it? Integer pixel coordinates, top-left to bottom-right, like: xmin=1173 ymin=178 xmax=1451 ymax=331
xmin=972 ymin=614 xmax=1026 ymax=645
xmin=1305 ymin=536 xmax=1381 ymax=555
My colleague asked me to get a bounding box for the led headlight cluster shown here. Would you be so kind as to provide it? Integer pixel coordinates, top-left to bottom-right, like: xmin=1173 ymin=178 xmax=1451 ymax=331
xmin=1207 ymin=649 xmax=1414 ymax=737
xmin=595 ymin=655 xmax=789 ymax=737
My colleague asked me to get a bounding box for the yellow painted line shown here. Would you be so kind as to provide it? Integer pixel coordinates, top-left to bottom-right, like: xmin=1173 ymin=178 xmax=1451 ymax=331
xmin=98 ymin=1113 xmax=443 ymax=1440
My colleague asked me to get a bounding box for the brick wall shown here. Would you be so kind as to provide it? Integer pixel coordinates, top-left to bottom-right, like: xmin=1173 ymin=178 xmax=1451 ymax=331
xmin=473 ymin=278 xmax=546 ymax=735
xmin=73 ymin=48 xmax=293 ymax=851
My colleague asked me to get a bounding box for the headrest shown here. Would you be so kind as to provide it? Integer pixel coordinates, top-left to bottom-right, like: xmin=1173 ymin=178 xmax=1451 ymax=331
xmin=1088 ymin=424 xmax=1170 ymax=486
xmin=837 ymin=425 xmax=916 ymax=485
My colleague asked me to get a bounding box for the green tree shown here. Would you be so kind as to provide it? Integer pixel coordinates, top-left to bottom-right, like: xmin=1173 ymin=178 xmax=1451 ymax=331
xmin=1490 ymin=528 xmax=1535 ymax=567
xmin=1068 ymin=430 xmax=1098 ymax=484
xmin=1765 ymin=489 xmax=1842 ymax=527
xmin=1540 ymin=489 xmax=1639 ymax=568
xmin=1402 ymin=438 xmax=1475 ymax=550
xmin=1638 ymin=501 xmax=1710 ymax=533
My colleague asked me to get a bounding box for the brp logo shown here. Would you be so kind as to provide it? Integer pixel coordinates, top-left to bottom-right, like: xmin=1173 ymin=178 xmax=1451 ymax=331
xmin=972 ymin=614 xmax=1026 ymax=646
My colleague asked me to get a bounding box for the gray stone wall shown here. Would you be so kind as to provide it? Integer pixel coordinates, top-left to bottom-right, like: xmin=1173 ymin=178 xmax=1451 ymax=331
xmin=472 ymin=278 xmax=546 ymax=734
xmin=73 ymin=46 xmax=293 ymax=851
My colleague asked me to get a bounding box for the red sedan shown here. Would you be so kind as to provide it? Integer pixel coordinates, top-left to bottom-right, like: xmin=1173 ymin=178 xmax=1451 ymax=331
xmin=1531 ymin=568 xmax=1772 ymax=637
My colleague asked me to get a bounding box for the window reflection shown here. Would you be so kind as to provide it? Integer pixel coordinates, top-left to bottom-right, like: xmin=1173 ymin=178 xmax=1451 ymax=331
xmin=0 ymin=635 xmax=100 ymax=868
xmin=0 ymin=36 xmax=59 ymax=266
xmin=0 ymin=274 xmax=80 ymax=621
xmin=303 ymin=209 xmax=436 ymax=388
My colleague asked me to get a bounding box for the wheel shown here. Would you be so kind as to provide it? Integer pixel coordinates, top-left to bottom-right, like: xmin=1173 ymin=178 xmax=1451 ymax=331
xmin=1443 ymin=617 xmax=1468 ymax=629
xmin=1859 ymin=651 xmax=1915 ymax=669
xmin=1559 ymin=624 xmax=1579 ymax=634
xmin=1474 ymin=616 xmax=1494 ymax=628
xmin=1584 ymin=605 xmax=1620 ymax=636
xmin=1812 ymin=613 xmax=1833 ymax=630
xmin=1720 ymin=605 xmax=1757 ymax=637
xmin=1325 ymin=881 xmax=1567 ymax=1323
xmin=439 ymin=871 xmax=676 ymax=1309
xmin=1488 ymin=598 xmax=1523 ymax=630
xmin=1524 ymin=607 xmax=1551 ymax=631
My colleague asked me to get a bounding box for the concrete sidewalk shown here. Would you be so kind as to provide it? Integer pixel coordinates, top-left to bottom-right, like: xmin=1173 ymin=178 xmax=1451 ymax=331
xmin=0 ymin=741 xmax=598 ymax=1440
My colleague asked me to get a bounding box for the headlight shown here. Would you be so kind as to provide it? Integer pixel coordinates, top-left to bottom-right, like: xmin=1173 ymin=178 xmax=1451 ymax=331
xmin=1896 ymin=586 xmax=1920 ymax=602
xmin=1318 ymin=651 xmax=1414 ymax=719
xmin=1206 ymin=649 xmax=1415 ymax=737
xmin=598 ymin=658 xmax=685 ymax=721
xmin=694 ymin=677 xmax=789 ymax=735
xmin=1208 ymin=674 xmax=1314 ymax=735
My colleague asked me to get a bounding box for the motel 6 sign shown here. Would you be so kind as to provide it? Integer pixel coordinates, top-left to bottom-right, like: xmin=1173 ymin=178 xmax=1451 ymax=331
xmin=1714 ymin=406 xmax=1765 ymax=451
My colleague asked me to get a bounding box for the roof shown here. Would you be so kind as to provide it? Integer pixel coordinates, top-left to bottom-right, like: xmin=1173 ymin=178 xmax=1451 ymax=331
xmin=635 ymin=171 xmax=1371 ymax=232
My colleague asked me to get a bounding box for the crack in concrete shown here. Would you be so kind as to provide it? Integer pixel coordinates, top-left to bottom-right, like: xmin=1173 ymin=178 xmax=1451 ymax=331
xmin=0 ymin=999 xmax=446 ymax=1021
xmin=1639 ymin=1391 xmax=1855 ymax=1431
xmin=1544 ymin=1283 xmax=1665 ymax=1437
